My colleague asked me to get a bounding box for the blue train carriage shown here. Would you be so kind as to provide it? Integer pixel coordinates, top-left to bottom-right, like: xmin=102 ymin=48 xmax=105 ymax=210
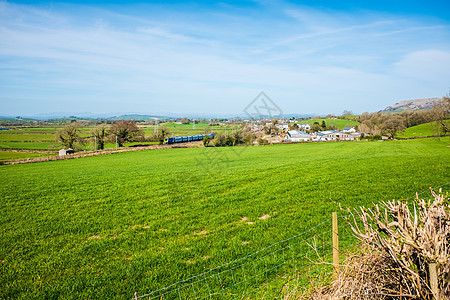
xmin=164 ymin=133 xmax=214 ymax=144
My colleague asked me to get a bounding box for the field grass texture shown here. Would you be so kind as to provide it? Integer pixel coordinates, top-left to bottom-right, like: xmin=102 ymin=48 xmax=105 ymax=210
xmin=298 ymin=119 xmax=360 ymax=129
xmin=1 ymin=138 xmax=449 ymax=299
xmin=396 ymin=120 xmax=450 ymax=138
xmin=0 ymin=152 xmax=56 ymax=161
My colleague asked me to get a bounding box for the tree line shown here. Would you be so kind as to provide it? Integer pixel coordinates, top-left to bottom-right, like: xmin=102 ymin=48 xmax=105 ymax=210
xmin=56 ymin=120 xmax=257 ymax=150
xmin=56 ymin=120 xmax=171 ymax=150
xmin=356 ymin=98 xmax=449 ymax=137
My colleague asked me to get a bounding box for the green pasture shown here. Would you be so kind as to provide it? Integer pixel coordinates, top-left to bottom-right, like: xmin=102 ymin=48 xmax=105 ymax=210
xmin=0 ymin=123 xmax=235 ymax=152
xmin=0 ymin=141 xmax=158 ymax=161
xmin=0 ymin=151 xmax=56 ymax=161
xmin=300 ymin=118 xmax=360 ymax=129
xmin=2 ymin=126 xmax=92 ymax=134
xmin=0 ymin=133 xmax=58 ymax=142
xmin=1 ymin=127 xmax=59 ymax=133
xmin=0 ymin=141 xmax=58 ymax=150
xmin=396 ymin=120 xmax=450 ymax=138
xmin=141 ymin=122 xmax=239 ymax=136
xmin=1 ymin=138 xmax=449 ymax=299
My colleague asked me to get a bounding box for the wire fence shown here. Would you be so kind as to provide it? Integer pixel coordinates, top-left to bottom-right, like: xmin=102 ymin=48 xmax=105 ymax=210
xmin=133 ymin=183 xmax=450 ymax=300
xmin=134 ymin=215 xmax=357 ymax=300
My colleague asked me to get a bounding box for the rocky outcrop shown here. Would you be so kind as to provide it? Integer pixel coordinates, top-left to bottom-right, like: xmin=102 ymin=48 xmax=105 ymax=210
xmin=383 ymin=97 xmax=443 ymax=112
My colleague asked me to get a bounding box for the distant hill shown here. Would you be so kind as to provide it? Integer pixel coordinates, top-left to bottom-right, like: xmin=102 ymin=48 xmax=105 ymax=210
xmin=108 ymin=114 xmax=171 ymax=121
xmin=382 ymin=97 xmax=443 ymax=113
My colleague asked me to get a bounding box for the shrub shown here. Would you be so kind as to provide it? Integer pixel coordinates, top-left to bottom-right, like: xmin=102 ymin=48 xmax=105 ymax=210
xmin=258 ymin=138 xmax=269 ymax=145
xmin=312 ymin=189 xmax=450 ymax=299
xmin=225 ymin=136 xmax=234 ymax=146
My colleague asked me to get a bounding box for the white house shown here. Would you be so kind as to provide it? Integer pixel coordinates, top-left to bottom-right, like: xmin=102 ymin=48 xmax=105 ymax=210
xmin=59 ymin=148 xmax=75 ymax=156
xmin=312 ymin=130 xmax=351 ymax=141
xmin=346 ymin=132 xmax=361 ymax=140
xmin=297 ymin=123 xmax=311 ymax=130
xmin=276 ymin=123 xmax=289 ymax=130
xmin=286 ymin=130 xmax=311 ymax=142
xmin=343 ymin=127 xmax=356 ymax=133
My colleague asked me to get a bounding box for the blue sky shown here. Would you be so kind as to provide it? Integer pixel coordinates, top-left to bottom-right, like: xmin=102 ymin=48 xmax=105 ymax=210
xmin=1 ymin=0 xmax=449 ymax=117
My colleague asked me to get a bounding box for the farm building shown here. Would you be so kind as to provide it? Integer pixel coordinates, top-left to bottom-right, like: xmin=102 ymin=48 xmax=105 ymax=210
xmin=312 ymin=130 xmax=352 ymax=141
xmin=286 ymin=130 xmax=311 ymax=142
xmin=347 ymin=132 xmax=361 ymax=140
xmin=276 ymin=123 xmax=289 ymax=130
xmin=297 ymin=123 xmax=311 ymax=130
xmin=59 ymin=148 xmax=75 ymax=156
xmin=0 ymin=127 xmax=9 ymax=130
xmin=343 ymin=127 xmax=356 ymax=133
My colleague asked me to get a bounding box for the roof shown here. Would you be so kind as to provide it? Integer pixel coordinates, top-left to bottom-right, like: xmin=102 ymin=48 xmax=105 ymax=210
xmin=287 ymin=130 xmax=310 ymax=138
xmin=343 ymin=127 xmax=354 ymax=130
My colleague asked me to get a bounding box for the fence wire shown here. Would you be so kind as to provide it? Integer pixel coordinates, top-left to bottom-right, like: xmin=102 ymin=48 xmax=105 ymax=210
xmin=133 ymin=183 xmax=450 ymax=300
xmin=134 ymin=216 xmax=357 ymax=300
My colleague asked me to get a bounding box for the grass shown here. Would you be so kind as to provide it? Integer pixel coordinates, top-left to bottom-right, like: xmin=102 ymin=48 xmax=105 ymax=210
xmin=0 ymin=124 xmax=236 ymax=153
xmin=396 ymin=120 xmax=450 ymax=138
xmin=0 ymin=151 xmax=56 ymax=161
xmin=301 ymin=118 xmax=360 ymax=130
xmin=1 ymin=138 xmax=449 ymax=299
xmin=0 ymin=141 xmax=59 ymax=150
xmin=0 ymin=133 xmax=58 ymax=142
xmin=141 ymin=122 xmax=239 ymax=136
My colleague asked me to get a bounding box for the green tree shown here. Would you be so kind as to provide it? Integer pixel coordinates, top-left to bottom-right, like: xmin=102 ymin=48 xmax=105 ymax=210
xmin=153 ymin=127 xmax=171 ymax=145
xmin=311 ymin=122 xmax=322 ymax=132
xmin=289 ymin=123 xmax=299 ymax=130
xmin=232 ymin=130 xmax=245 ymax=146
xmin=213 ymin=133 xmax=226 ymax=146
xmin=225 ymin=136 xmax=234 ymax=146
xmin=56 ymin=123 xmax=85 ymax=150
xmin=91 ymin=124 xmax=109 ymax=150
xmin=109 ymin=120 xmax=143 ymax=147
xmin=321 ymin=120 xmax=327 ymax=130
xmin=258 ymin=138 xmax=269 ymax=145
xmin=202 ymin=136 xmax=211 ymax=147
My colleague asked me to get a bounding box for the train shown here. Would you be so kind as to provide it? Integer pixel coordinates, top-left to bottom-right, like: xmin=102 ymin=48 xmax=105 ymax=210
xmin=163 ymin=133 xmax=215 ymax=144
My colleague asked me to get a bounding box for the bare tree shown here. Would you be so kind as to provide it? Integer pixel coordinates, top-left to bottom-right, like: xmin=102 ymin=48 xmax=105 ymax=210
xmin=109 ymin=120 xmax=143 ymax=147
xmin=381 ymin=116 xmax=406 ymax=138
xmin=342 ymin=110 xmax=353 ymax=116
xmin=153 ymin=127 xmax=171 ymax=145
xmin=232 ymin=130 xmax=245 ymax=145
xmin=431 ymin=97 xmax=450 ymax=135
xmin=56 ymin=123 xmax=85 ymax=149
xmin=91 ymin=123 xmax=109 ymax=150
xmin=180 ymin=118 xmax=190 ymax=124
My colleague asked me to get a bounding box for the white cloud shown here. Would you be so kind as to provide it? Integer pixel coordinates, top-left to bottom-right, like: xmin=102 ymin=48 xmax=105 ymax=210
xmin=393 ymin=50 xmax=450 ymax=83
xmin=0 ymin=1 xmax=449 ymax=116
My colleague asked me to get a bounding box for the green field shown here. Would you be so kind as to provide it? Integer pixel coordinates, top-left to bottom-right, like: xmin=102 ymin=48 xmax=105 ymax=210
xmin=300 ymin=118 xmax=360 ymax=129
xmin=0 ymin=141 xmax=59 ymax=150
xmin=1 ymin=138 xmax=449 ymax=299
xmin=0 ymin=123 xmax=236 ymax=155
xmin=141 ymin=122 xmax=238 ymax=136
xmin=0 ymin=127 xmax=92 ymax=153
xmin=396 ymin=120 xmax=450 ymax=138
xmin=0 ymin=133 xmax=58 ymax=142
xmin=0 ymin=151 xmax=56 ymax=161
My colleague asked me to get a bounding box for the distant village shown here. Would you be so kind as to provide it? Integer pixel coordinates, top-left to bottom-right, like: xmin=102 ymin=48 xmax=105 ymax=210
xmin=244 ymin=118 xmax=369 ymax=144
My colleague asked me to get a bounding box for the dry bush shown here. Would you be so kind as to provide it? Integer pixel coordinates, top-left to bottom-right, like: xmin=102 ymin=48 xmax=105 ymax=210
xmin=307 ymin=189 xmax=450 ymax=299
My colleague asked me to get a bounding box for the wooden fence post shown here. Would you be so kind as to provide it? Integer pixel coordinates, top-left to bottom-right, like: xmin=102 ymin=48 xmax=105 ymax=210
xmin=332 ymin=212 xmax=340 ymax=280
xmin=429 ymin=263 xmax=439 ymax=299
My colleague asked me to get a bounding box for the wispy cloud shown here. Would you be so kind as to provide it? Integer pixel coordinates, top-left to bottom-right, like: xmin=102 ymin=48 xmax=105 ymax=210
xmin=0 ymin=1 xmax=449 ymax=116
